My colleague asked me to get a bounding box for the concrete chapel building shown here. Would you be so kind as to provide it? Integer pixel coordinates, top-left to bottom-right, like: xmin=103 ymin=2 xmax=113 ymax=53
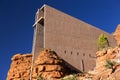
xmin=32 ymin=5 xmax=116 ymax=72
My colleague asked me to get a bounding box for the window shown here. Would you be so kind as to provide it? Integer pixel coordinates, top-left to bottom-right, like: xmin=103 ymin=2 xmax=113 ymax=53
xmin=71 ymin=51 xmax=72 ymax=55
xmin=64 ymin=50 xmax=66 ymax=54
xmin=83 ymin=53 xmax=85 ymax=56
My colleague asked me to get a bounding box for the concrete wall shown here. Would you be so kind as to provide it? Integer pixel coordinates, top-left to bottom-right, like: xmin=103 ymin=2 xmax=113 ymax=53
xmin=32 ymin=8 xmax=44 ymax=59
xmin=44 ymin=5 xmax=116 ymax=72
xmin=33 ymin=5 xmax=116 ymax=72
xmin=33 ymin=23 xmax=44 ymax=59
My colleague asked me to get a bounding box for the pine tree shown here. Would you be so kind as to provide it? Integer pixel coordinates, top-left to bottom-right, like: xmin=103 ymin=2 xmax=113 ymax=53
xmin=97 ymin=34 xmax=110 ymax=50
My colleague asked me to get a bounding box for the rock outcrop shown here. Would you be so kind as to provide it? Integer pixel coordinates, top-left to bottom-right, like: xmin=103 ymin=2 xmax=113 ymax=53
xmin=114 ymin=24 xmax=120 ymax=46
xmin=6 ymin=54 xmax=32 ymax=80
xmin=32 ymin=49 xmax=66 ymax=79
xmin=93 ymin=47 xmax=120 ymax=80
xmin=7 ymin=48 xmax=120 ymax=80
xmin=7 ymin=49 xmax=68 ymax=80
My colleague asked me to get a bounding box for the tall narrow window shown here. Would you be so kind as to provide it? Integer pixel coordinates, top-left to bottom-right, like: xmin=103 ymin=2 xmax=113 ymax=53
xmin=64 ymin=50 xmax=66 ymax=54
xmin=81 ymin=59 xmax=84 ymax=72
xmin=71 ymin=51 xmax=72 ymax=55
xmin=83 ymin=53 xmax=85 ymax=56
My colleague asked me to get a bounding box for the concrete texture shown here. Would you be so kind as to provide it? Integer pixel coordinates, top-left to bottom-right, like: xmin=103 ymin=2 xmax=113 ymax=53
xmin=32 ymin=5 xmax=116 ymax=72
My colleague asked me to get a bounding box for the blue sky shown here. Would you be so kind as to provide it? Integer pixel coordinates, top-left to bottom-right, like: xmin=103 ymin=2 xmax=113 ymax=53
xmin=0 ymin=0 xmax=120 ymax=79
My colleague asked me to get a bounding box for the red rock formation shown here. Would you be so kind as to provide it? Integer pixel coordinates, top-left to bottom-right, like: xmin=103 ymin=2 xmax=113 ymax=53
xmin=93 ymin=47 xmax=120 ymax=80
xmin=6 ymin=54 xmax=32 ymax=80
xmin=7 ymin=49 xmax=67 ymax=80
xmin=114 ymin=24 xmax=120 ymax=46
xmin=32 ymin=49 xmax=66 ymax=79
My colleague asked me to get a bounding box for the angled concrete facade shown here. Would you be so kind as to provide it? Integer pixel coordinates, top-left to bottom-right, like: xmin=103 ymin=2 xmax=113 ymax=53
xmin=32 ymin=5 xmax=116 ymax=72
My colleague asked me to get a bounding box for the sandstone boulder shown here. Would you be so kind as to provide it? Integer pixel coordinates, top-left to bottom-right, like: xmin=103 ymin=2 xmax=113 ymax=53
xmin=32 ymin=49 xmax=67 ymax=79
xmin=6 ymin=54 xmax=32 ymax=80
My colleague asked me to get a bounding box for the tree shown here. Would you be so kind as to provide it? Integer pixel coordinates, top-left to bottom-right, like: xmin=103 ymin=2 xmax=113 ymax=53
xmin=97 ymin=34 xmax=110 ymax=50
xmin=104 ymin=59 xmax=116 ymax=74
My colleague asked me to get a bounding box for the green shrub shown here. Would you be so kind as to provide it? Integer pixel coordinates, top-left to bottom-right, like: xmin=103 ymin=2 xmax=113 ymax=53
xmin=97 ymin=34 xmax=110 ymax=50
xmin=61 ymin=74 xmax=78 ymax=80
xmin=104 ymin=59 xmax=116 ymax=69
xmin=104 ymin=59 xmax=116 ymax=74
xmin=38 ymin=74 xmax=43 ymax=80
xmin=42 ymin=48 xmax=46 ymax=51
